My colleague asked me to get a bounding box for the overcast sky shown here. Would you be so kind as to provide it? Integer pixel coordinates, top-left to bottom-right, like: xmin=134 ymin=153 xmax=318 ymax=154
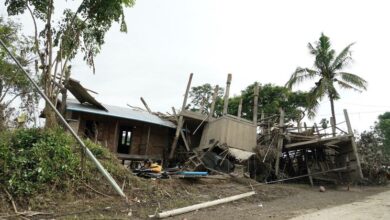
xmin=1 ymin=0 xmax=389 ymax=132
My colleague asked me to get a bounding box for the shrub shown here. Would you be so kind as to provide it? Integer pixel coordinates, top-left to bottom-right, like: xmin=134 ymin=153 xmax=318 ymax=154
xmin=0 ymin=129 xmax=79 ymax=196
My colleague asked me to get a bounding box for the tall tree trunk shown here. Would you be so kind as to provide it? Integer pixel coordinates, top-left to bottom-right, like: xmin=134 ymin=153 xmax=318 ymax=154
xmin=43 ymin=0 xmax=58 ymax=129
xmin=329 ymin=95 xmax=336 ymax=136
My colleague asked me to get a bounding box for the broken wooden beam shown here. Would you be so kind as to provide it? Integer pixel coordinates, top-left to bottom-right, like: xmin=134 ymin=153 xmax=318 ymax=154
xmin=140 ymin=97 xmax=152 ymax=113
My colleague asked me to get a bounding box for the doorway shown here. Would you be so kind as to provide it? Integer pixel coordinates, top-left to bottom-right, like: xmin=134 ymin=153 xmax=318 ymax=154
xmin=117 ymin=126 xmax=132 ymax=154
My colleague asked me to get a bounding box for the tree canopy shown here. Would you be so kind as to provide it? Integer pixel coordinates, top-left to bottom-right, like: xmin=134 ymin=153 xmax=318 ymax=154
xmin=187 ymin=82 xmax=312 ymax=123
xmin=0 ymin=17 xmax=36 ymax=129
xmin=4 ymin=0 xmax=135 ymax=127
xmin=377 ymin=112 xmax=390 ymax=154
xmin=286 ymin=33 xmax=367 ymax=124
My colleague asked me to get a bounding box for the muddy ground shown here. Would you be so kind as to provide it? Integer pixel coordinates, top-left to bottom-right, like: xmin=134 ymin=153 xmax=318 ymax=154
xmin=0 ymin=177 xmax=388 ymax=219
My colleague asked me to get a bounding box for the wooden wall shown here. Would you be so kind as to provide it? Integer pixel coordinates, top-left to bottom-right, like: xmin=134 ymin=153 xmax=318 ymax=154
xmin=69 ymin=111 xmax=172 ymax=158
xmin=199 ymin=115 xmax=257 ymax=152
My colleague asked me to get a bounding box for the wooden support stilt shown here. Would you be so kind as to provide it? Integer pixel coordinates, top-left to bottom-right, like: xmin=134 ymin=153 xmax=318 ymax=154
xmin=223 ymin=74 xmax=232 ymax=115
xmin=343 ymin=109 xmax=363 ymax=179
xmin=305 ymin=150 xmax=314 ymax=186
xmin=275 ymin=108 xmax=285 ymax=177
xmin=169 ymin=73 xmax=193 ymax=159
xmin=253 ymin=83 xmax=259 ymax=125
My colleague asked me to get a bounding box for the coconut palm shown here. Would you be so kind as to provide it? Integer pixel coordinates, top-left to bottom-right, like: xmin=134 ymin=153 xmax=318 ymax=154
xmin=286 ymin=33 xmax=367 ymax=125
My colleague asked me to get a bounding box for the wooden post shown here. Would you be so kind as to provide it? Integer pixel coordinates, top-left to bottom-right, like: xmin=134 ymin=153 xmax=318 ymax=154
xmin=223 ymin=74 xmax=232 ymax=115
xmin=343 ymin=109 xmax=364 ymax=179
xmin=297 ymin=121 xmax=302 ymax=133
xmin=260 ymin=110 xmax=265 ymax=134
xmin=275 ymin=108 xmax=285 ymax=177
xmin=314 ymin=123 xmax=320 ymax=136
xmin=140 ymin=97 xmax=152 ymax=113
xmin=169 ymin=73 xmax=193 ymax=159
xmin=330 ymin=116 xmax=336 ymax=137
xmin=145 ymin=126 xmax=151 ymax=155
xmin=253 ymin=83 xmax=259 ymax=125
xmin=237 ymin=97 xmax=243 ymax=118
xmin=171 ymin=107 xmax=190 ymax=151
xmin=209 ymin=85 xmax=219 ymax=119
xmin=305 ymin=150 xmax=314 ymax=186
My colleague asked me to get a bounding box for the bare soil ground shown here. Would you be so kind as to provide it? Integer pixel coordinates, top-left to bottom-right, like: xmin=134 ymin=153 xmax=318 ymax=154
xmin=1 ymin=177 xmax=388 ymax=219
xmin=291 ymin=189 xmax=390 ymax=220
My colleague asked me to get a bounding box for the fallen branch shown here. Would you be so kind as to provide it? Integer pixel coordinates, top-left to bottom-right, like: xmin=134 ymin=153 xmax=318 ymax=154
xmin=3 ymin=188 xmax=18 ymax=213
xmin=83 ymin=182 xmax=113 ymax=198
xmin=148 ymin=191 xmax=256 ymax=218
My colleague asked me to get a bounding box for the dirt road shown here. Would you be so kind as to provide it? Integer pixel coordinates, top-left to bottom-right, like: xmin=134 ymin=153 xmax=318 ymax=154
xmin=168 ymin=184 xmax=389 ymax=220
xmin=291 ymin=189 xmax=390 ymax=220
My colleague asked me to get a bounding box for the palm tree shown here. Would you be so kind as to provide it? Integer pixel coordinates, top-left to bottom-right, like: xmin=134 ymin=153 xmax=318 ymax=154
xmin=286 ymin=33 xmax=367 ymax=126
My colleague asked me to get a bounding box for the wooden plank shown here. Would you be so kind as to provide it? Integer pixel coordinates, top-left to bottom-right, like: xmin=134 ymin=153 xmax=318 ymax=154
xmin=180 ymin=125 xmax=191 ymax=151
xmin=116 ymin=153 xmax=162 ymax=161
xmin=180 ymin=110 xmax=207 ymax=121
xmin=285 ymin=135 xmax=351 ymax=149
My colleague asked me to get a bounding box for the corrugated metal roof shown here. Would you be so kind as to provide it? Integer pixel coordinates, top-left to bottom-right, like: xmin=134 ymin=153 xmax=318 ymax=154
xmin=66 ymin=99 xmax=176 ymax=128
xmin=66 ymin=78 xmax=108 ymax=111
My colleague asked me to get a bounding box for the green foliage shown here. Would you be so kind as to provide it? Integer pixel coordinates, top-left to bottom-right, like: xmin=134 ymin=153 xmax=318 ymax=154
xmin=0 ymin=17 xmax=37 ymax=129
xmin=0 ymin=128 xmax=131 ymax=197
xmin=187 ymin=82 xmax=312 ymax=123
xmin=232 ymin=83 xmax=312 ymax=122
xmin=358 ymin=129 xmax=390 ymax=184
xmin=5 ymin=0 xmax=135 ymax=71
xmin=5 ymin=0 xmax=135 ymax=127
xmin=286 ymin=33 xmax=367 ymax=121
xmin=376 ymin=112 xmax=390 ymax=154
xmin=187 ymin=83 xmax=224 ymax=115
xmin=0 ymin=129 xmax=78 ymax=196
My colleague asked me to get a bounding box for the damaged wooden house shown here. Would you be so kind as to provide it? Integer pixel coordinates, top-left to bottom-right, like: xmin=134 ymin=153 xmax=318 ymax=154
xmin=59 ymin=78 xmax=176 ymax=163
xmin=168 ymin=73 xmax=259 ymax=172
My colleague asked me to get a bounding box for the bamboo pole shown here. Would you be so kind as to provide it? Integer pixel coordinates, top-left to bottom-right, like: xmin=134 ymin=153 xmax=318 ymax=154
xmin=0 ymin=39 xmax=126 ymax=198
xmin=149 ymin=191 xmax=256 ymax=218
